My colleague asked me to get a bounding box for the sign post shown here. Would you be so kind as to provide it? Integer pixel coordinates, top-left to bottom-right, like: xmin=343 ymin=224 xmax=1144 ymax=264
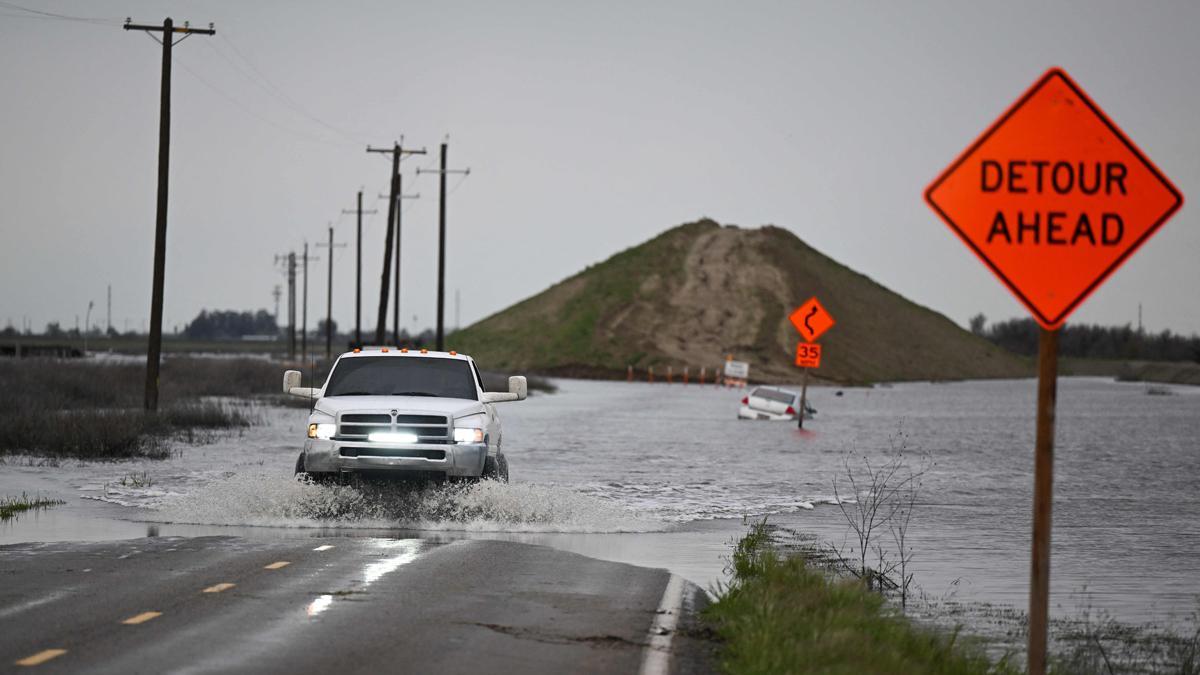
xmin=925 ymin=67 xmax=1182 ymax=674
xmin=789 ymin=297 xmax=835 ymax=429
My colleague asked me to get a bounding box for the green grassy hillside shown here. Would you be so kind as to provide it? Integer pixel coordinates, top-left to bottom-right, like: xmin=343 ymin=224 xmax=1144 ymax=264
xmin=452 ymin=220 xmax=1030 ymax=384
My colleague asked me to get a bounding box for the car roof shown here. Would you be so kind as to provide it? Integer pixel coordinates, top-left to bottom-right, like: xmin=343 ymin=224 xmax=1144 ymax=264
xmin=752 ymin=386 xmax=797 ymax=395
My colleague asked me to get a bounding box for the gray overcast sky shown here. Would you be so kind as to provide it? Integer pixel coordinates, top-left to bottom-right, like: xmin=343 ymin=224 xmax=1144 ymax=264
xmin=1 ymin=0 xmax=1197 ymax=337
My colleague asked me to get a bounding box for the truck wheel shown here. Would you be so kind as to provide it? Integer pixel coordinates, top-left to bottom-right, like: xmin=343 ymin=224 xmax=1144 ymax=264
xmin=482 ymin=453 xmax=509 ymax=483
xmin=294 ymin=452 xmax=306 ymax=477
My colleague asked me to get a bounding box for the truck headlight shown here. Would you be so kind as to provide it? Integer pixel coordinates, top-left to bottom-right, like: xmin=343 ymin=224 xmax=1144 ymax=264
xmin=307 ymin=423 xmax=336 ymax=440
xmin=453 ymin=427 xmax=484 ymax=444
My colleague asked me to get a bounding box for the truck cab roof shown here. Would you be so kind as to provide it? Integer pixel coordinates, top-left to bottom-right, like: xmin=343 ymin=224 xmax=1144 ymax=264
xmin=339 ymin=347 xmax=473 ymax=361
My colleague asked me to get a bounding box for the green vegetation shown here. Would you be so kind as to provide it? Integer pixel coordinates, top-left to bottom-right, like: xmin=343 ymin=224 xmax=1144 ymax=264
xmin=975 ymin=316 xmax=1200 ymax=363
xmin=451 ymin=219 xmax=1029 ymax=383
xmin=0 ymin=493 xmax=65 ymax=520
xmin=181 ymin=309 xmax=278 ymax=340
xmin=706 ymin=520 xmax=1011 ymax=675
xmin=1060 ymin=357 xmax=1200 ymax=386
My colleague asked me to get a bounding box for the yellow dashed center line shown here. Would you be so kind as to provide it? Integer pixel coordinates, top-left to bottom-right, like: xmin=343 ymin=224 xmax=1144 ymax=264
xmin=202 ymin=583 xmax=236 ymax=593
xmin=15 ymin=649 xmax=66 ymax=666
xmin=313 ymin=545 xmax=334 ymax=552
xmin=121 ymin=611 xmax=162 ymax=625
xmin=264 ymin=561 xmax=290 ymax=570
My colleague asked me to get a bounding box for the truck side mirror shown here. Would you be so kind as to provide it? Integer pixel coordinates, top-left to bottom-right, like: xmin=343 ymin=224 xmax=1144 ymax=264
xmin=509 ymin=376 xmax=528 ymax=401
xmin=283 ymin=370 xmax=318 ymax=399
xmin=283 ymin=370 xmax=302 ymax=394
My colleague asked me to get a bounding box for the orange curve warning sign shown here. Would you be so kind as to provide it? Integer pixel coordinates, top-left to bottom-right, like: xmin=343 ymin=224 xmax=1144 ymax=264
xmin=789 ymin=297 xmax=835 ymax=343
xmin=794 ymin=342 xmax=821 ymax=369
xmin=925 ymin=67 xmax=1183 ymax=330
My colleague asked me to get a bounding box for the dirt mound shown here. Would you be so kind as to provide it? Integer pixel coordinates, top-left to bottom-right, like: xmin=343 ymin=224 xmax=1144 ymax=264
xmin=452 ymin=220 xmax=1029 ymax=384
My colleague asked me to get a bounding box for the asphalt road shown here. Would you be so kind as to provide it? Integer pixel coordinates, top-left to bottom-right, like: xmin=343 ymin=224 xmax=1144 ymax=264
xmin=0 ymin=536 xmax=714 ymax=674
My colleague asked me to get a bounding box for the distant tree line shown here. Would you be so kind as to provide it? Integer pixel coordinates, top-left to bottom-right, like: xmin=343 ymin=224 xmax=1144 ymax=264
xmin=971 ymin=314 xmax=1200 ymax=362
xmin=183 ymin=310 xmax=278 ymax=340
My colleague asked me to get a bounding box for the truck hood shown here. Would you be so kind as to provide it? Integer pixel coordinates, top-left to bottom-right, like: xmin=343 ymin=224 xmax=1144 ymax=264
xmin=313 ymin=395 xmax=485 ymax=420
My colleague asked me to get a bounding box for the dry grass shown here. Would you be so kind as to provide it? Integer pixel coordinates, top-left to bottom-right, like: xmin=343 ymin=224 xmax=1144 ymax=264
xmin=0 ymin=358 xmax=269 ymax=459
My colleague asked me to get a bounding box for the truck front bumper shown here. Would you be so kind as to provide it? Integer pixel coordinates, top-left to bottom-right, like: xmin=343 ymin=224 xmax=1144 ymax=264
xmin=303 ymin=439 xmax=488 ymax=478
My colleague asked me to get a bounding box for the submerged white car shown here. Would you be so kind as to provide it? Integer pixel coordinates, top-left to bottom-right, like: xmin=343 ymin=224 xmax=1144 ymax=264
xmin=285 ymin=347 xmax=526 ymax=483
xmin=737 ymin=386 xmax=815 ymax=421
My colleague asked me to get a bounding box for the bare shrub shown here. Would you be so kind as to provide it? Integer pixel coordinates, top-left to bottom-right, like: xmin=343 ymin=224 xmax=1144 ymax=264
xmin=832 ymin=430 xmax=929 ymax=600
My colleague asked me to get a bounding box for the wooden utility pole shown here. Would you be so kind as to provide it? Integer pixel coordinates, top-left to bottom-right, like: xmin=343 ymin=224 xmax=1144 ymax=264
xmin=274 ymin=252 xmax=297 ymax=359
xmin=417 ymin=141 xmax=469 ymax=351
xmin=366 ymin=142 xmax=426 ymax=345
xmin=300 ymin=243 xmax=318 ymax=363
xmin=124 ymin=17 xmax=215 ymax=412
xmin=341 ymin=191 xmax=376 ymax=348
xmin=288 ymin=253 xmax=296 ymax=359
xmin=379 ymin=185 xmax=420 ymax=344
xmin=316 ymin=225 xmax=347 ymax=359
xmin=1028 ymin=328 xmax=1059 ymax=675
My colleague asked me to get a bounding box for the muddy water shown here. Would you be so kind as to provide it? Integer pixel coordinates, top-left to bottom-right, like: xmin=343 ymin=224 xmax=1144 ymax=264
xmin=1 ymin=376 xmax=1197 ymax=627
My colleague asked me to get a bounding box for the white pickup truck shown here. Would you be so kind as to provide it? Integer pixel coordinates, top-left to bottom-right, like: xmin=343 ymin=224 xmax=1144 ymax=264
xmin=285 ymin=347 xmax=526 ymax=483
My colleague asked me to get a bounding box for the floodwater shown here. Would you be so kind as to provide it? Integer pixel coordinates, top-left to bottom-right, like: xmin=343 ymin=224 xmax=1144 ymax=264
xmin=2 ymin=376 xmax=1197 ymax=628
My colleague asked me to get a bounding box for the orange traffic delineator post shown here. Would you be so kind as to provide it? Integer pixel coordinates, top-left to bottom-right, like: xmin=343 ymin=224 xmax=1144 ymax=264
xmin=666 ymin=365 xmax=673 ymax=384
xmin=699 ymin=366 xmax=706 ymax=384
xmin=627 ymin=365 xmax=633 ymax=382
xmin=683 ymin=366 xmax=690 ymax=384
xmin=647 ymin=365 xmax=654 ymax=383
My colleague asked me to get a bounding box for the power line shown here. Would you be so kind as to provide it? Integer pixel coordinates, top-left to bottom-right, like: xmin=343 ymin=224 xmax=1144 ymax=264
xmin=204 ymin=34 xmax=366 ymax=145
xmin=0 ymin=1 xmax=120 ymax=24
xmin=170 ymin=48 xmax=347 ymax=147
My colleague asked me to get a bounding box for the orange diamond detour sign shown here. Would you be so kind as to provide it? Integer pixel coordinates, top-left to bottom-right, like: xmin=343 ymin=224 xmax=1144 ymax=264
xmin=925 ymin=68 xmax=1183 ymax=329
xmin=926 ymin=67 xmax=1183 ymax=675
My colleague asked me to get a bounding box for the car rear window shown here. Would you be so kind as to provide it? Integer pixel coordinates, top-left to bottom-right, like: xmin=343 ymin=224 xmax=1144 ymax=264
xmin=751 ymin=387 xmax=795 ymax=404
xmin=324 ymin=357 xmax=478 ymax=400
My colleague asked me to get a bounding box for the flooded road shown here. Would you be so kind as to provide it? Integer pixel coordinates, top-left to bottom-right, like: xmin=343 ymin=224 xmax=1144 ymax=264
xmin=2 ymin=376 xmax=1197 ymax=627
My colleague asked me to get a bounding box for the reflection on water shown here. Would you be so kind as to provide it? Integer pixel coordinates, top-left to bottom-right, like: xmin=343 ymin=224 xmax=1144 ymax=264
xmin=305 ymin=594 xmax=333 ymax=617
xmin=304 ymin=540 xmax=424 ymax=618
xmin=362 ymin=540 xmax=423 ymax=584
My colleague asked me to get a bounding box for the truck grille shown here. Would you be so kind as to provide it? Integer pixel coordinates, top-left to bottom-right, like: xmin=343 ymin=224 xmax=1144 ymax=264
xmin=336 ymin=411 xmax=452 ymax=443
xmin=339 ymin=448 xmax=446 ymax=460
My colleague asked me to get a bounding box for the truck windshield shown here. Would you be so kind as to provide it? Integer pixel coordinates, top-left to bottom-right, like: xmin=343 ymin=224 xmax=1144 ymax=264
xmin=323 ymin=357 xmax=478 ymax=400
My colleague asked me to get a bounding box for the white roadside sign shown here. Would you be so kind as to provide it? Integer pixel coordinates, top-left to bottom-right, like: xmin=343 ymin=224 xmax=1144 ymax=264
xmin=723 ymin=360 xmax=749 ymax=380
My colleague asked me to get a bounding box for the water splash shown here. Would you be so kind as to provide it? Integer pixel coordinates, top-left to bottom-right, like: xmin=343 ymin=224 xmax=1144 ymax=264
xmin=151 ymin=471 xmax=662 ymax=533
